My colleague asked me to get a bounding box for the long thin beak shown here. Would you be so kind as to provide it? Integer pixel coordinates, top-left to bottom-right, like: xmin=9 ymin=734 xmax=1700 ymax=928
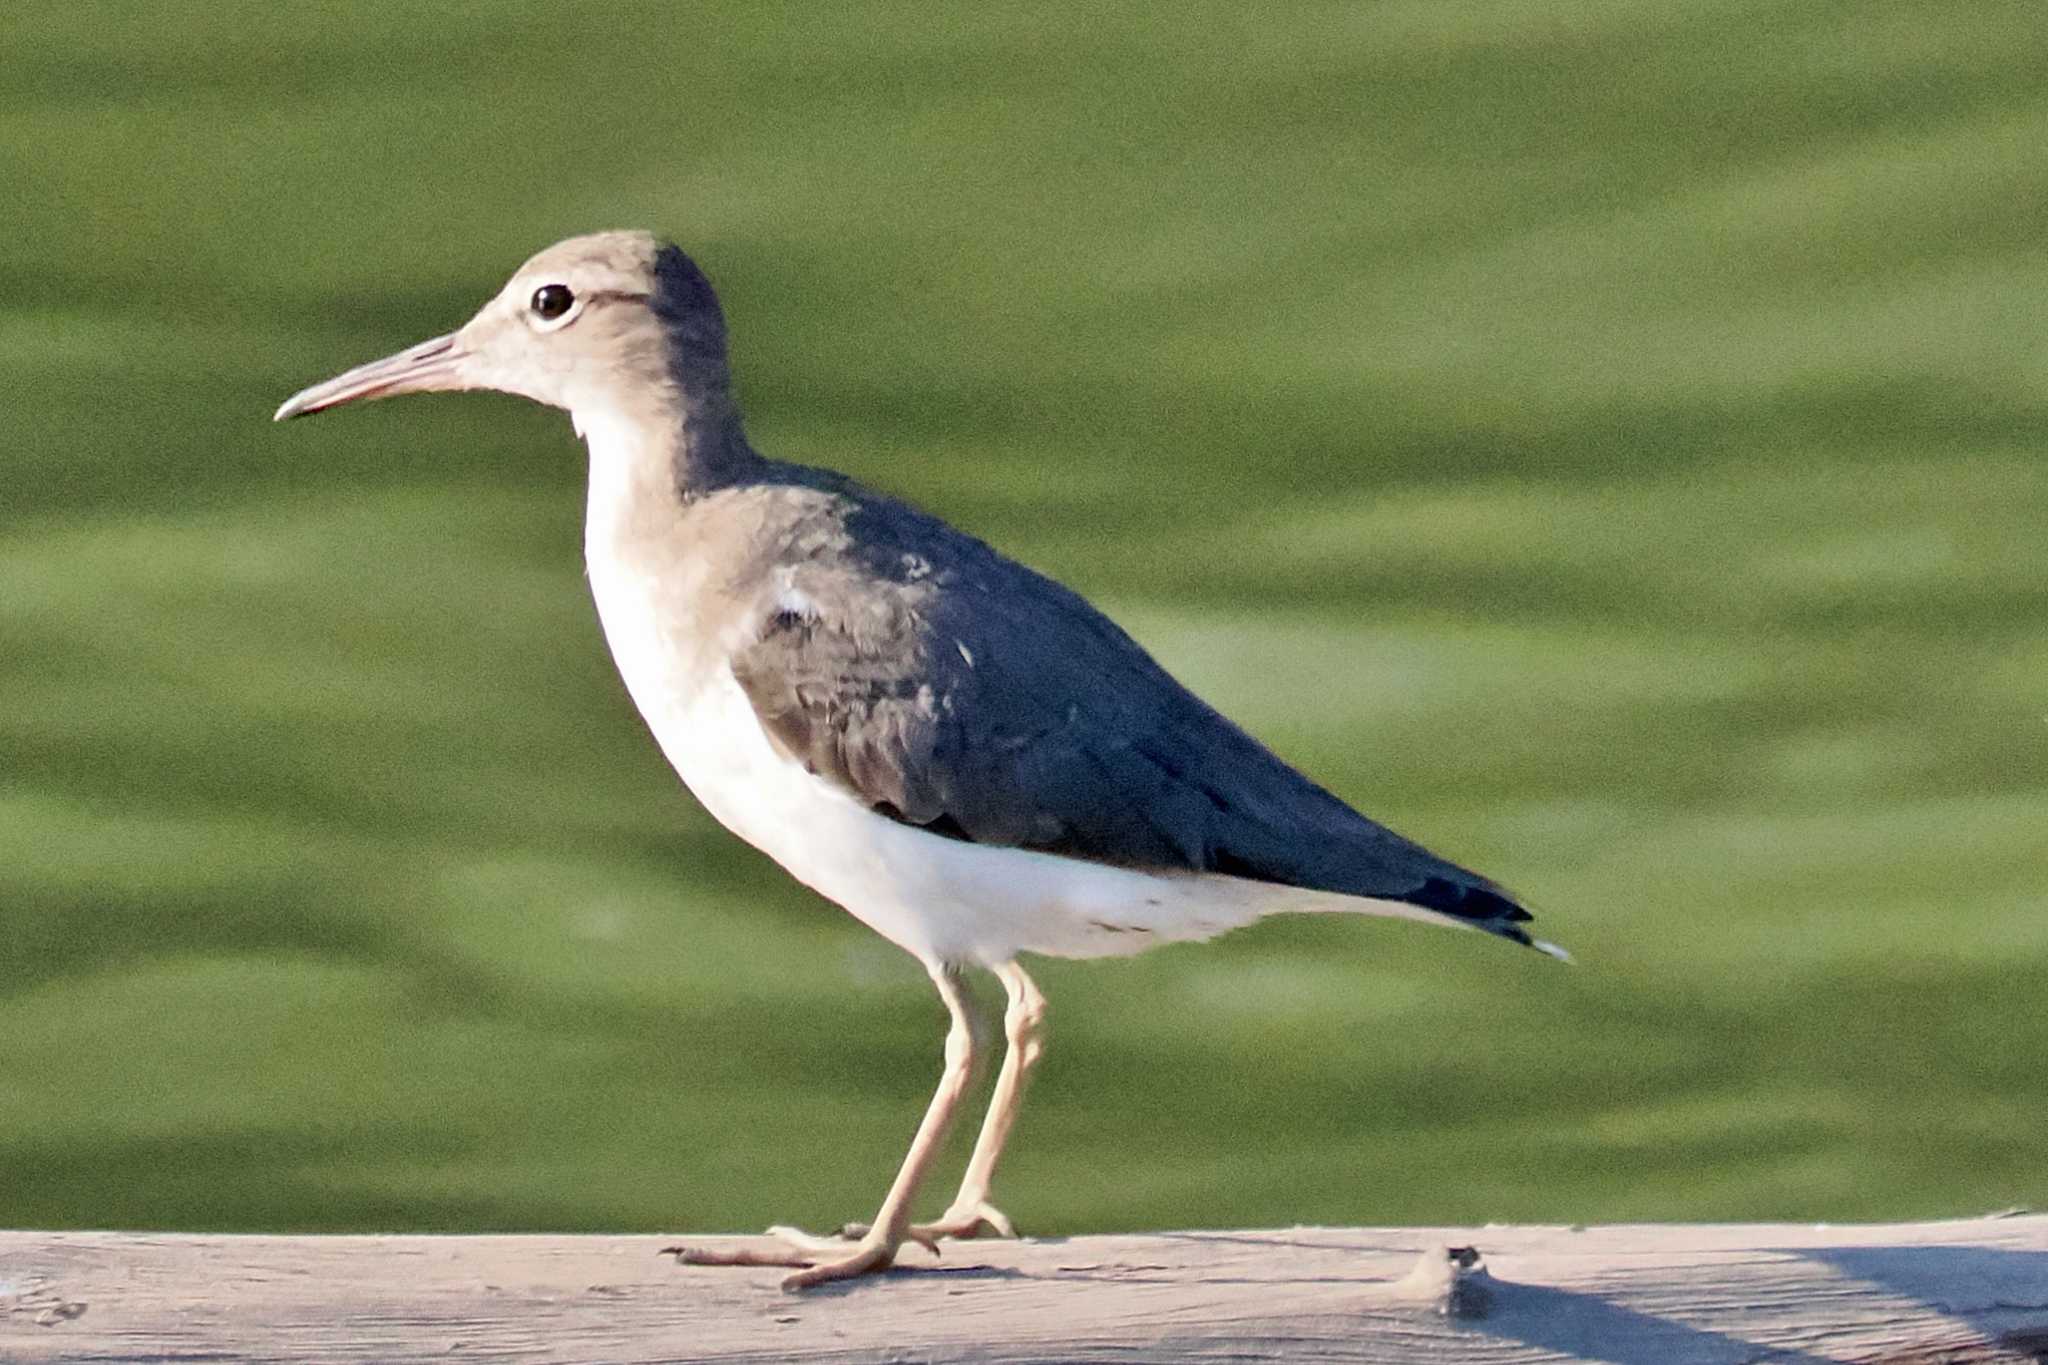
xmin=273 ymin=332 xmax=469 ymax=421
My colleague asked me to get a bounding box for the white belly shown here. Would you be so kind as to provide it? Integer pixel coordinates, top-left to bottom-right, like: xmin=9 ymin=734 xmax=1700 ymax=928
xmin=584 ymin=561 xmax=1289 ymax=968
xmin=623 ymin=649 xmax=1281 ymax=965
xmin=575 ymin=422 xmax=1429 ymax=969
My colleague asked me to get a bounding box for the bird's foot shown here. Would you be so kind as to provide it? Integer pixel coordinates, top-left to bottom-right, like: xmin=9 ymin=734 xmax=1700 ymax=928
xmin=840 ymin=1198 xmax=1016 ymax=1243
xmin=662 ymin=1224 xmax=933 ymax=1292
xmin=780 ymin=1234 xmax=901 ymax=1291
xmin=768 ymin=1222 xmax=942 ymax=1257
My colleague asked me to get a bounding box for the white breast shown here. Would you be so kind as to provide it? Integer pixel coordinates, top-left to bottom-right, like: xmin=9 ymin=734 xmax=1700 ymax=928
xmin=592 ymin=588 xmax=1291 ymax=966
xmin=573 ymin=413 xmax=1403 ymax=969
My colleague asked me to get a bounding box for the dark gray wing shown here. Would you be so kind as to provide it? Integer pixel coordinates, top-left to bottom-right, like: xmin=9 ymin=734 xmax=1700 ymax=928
xmin=728 ymin=483 xmax=1539 ymax=946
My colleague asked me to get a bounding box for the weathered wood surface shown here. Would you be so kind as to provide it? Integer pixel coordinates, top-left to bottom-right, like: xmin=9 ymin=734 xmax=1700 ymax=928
xmin=3 ymin=1216 xmax=2045 ymax=1363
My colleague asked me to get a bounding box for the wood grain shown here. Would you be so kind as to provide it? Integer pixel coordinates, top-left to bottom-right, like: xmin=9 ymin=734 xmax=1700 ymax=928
xmin=3 ymin=1216 xmax=2044 ymax=1363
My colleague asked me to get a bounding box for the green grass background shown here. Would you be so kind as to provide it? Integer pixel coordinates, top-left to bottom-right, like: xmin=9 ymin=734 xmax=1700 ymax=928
xmin=2 ymin=2 xmax=2043 ymax=1237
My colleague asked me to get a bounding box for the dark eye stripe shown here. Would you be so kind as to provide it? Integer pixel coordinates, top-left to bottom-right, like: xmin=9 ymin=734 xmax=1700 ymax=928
xmin=527 ymin=286 xmax=647 ymax=324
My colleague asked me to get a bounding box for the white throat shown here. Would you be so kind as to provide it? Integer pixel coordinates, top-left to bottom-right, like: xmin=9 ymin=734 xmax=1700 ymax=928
xmin=575 ymin=402 xmax=684 ymax=558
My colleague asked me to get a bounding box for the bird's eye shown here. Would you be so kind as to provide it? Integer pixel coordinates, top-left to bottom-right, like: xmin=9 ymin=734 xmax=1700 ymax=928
xmin=530 ymin=284 xmax=576 ymax=321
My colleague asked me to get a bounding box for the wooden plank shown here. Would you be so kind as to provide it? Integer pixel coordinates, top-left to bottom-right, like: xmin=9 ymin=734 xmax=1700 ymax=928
xmin=2 ymin=1216 xmax=2044 ymax=1363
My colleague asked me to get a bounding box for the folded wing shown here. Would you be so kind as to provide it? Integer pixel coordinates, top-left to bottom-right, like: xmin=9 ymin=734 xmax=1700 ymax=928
xmin=728 ymin=489 xmax=1542 ymax=949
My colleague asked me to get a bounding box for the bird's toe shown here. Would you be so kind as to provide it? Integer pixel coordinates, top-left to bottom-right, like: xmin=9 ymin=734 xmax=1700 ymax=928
xmin=764 ymin=1223 xmax=858 ymax=1254
xmin=661 ymin=1242 xmax=811 ymax=1269
xmin=780 ymin=1237 xmax=899 ymax=1291
xmin=918 ymin=1200 xmax=1018 ymax=1241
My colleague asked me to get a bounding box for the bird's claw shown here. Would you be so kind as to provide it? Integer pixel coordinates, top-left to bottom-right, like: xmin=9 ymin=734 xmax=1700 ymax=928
xmin=780 ymin=1238 xmax=897 ymax=1291
xmin=823 ymin=1221 xmax=943 ymax=1255
xmin=839 ymin=1199 xmax=1016 ymax=1244
xmin=952 ymin=1200 xmax=1019 ymax=1240
xmin=663 ymin=1226 xmax=911 ymax=1291
xmin=763 ymin=1223 xmax=861 ymax=1254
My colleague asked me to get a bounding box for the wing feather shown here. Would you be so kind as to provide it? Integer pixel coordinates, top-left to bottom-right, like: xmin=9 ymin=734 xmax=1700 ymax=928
xmin=726 ymin=488 xmax=1536 ymax=939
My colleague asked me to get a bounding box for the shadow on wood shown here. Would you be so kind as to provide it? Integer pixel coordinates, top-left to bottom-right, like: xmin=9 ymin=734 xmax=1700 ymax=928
xmin=3 ymin=1215 xmax=2045 ymax=1362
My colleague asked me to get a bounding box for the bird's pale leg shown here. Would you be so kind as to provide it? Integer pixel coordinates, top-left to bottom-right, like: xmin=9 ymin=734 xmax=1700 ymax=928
xmin=668 ymin=963 xmax=985 ymax=1290
xmin=845 ymin=960 xmax=1046 ymax=1243
xmin=924 ymin=960 xmax=1045 ymax=1238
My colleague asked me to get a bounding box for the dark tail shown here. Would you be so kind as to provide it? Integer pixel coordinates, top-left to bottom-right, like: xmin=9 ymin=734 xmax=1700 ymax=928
xmin=1407 ymin=877 xmax=1571 ymax=961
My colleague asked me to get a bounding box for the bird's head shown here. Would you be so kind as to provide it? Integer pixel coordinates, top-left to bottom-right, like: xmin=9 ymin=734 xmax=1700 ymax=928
xmin=274 ymin=230 xmax=732 ymax=425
